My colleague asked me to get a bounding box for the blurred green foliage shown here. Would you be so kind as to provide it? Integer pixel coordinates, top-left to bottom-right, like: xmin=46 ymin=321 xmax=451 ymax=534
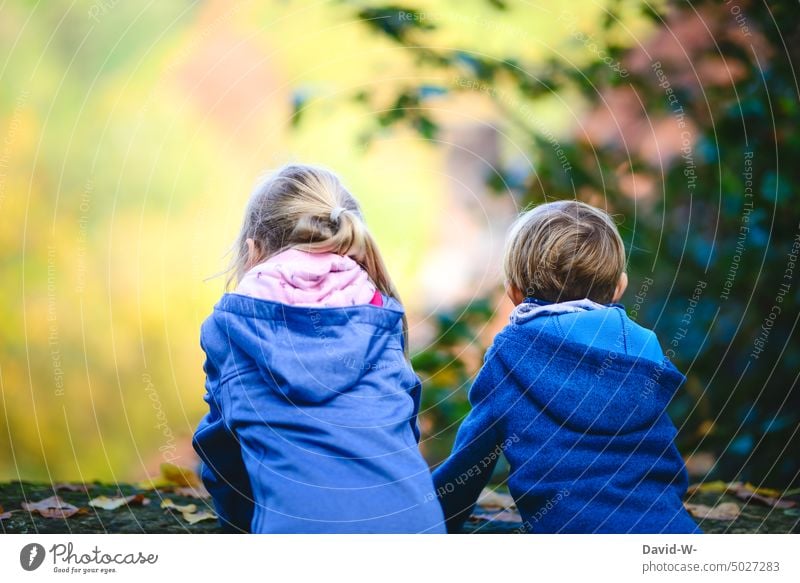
xmin=349 ymin=0 xmax=800 ymax=487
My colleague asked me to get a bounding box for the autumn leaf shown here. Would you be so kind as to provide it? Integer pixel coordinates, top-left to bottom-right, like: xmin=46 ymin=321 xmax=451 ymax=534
xmin=173 ymin=485 xmax=210 ymax=500
xmin=743 ymin=483 xmax=782 ymax=498
xmin=718 ymin=482 xmax=796 ymax=509
xmin=160 ymin=463 xmax=201 ymax=488
xmin=89 ymin=494 xmax=150 ymax=510
xmin=137 ymin=463 xmax=201 ymax=491
xmin=687 ymin=481 xmax=795 ymax=509
xmin=684 ymin=502 xmax=740 ymax=521
xmin=686 ymin=480 xmax=729 ymax=494
xmin=181 ymin=510 xmax=217 ymax=525
xmin=21 ymin=496 xmax=85 ymax=519
xmin=161 ymin=496 xmax=217 ymax=525
xmin=160 ymin=499 xmax=197 ymax=514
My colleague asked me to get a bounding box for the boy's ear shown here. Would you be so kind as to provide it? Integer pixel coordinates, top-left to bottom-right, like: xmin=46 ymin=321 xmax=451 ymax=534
xmin=506 ymin=283 xmax=525 ymax=306
xmin=612 ymin=272 xmax=628 ymax=303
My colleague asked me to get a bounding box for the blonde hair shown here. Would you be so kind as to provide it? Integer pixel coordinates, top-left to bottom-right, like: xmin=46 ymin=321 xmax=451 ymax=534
xmin=225 ymin=164 xmax=409 ymax=350
xmin=503 ymin=200 xmax=625 ymax=304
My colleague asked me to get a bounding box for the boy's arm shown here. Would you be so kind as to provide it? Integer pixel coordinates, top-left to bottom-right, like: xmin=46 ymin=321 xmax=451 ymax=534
xmin=191 ymin=351 xmax=254 ymax=533
xmin=432 ymin=349 xmax=502 ymax=533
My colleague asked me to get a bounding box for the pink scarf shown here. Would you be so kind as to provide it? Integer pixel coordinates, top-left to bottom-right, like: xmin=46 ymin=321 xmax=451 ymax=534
xmin=235 ymin=248 xmax=382 ymax=307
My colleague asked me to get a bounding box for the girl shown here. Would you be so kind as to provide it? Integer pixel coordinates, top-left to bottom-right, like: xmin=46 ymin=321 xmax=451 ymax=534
xmin=191 ymin=164 xmax=445 ymax=533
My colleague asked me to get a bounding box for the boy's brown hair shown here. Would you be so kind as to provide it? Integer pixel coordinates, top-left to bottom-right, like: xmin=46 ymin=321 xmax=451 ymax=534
xmin=503 ymin=200 xmax=625 ymax=304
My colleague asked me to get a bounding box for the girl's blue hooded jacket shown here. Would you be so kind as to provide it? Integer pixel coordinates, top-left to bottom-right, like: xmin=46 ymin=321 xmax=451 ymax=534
xmin=432 ymin=298 xmax=701 ymax=534
xmin=192 ymin=292 xmax=445 ymax=533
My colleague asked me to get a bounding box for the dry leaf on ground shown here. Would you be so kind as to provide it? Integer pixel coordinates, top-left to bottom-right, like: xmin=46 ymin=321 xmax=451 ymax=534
xmin=21 ymin=496 xmax=85 ymax=519
xmin=89 ymin=494 xmax=150 ymax=510
xmin=687 ymin=481 xmax=795 ymax=509
xmin=727 ymin=483 xmax=796 ymax=509
xmin=684 ymin=502 xmax=740 ymax=521
xmin=686 ymin=480 xmax=729 ymax=494
xmin=182 ymin=510 xmax=217 ymax=525
xmin=743 ymin=483 xmax=782 ymax=498
xmin=160 ymin=463 xmax=201 ymax=488
xmin=137 ymin=463 xmax=201 ymax=491
xmin=173 ymin=485 xmax=210 ymax=499
xmin=160 ymin=499 xmax=197 ymax=514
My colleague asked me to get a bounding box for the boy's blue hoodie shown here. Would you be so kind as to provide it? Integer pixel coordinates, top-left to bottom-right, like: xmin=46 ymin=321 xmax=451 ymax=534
xmin=192 ymin=292 xmax=445 ymax=533
xmin=432 ymin=298 xmax=701 ymax=534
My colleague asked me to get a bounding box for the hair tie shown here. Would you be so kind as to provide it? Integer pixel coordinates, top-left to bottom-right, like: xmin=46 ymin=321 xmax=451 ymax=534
xmin=329 ymin=206 xmax=346 ymax=223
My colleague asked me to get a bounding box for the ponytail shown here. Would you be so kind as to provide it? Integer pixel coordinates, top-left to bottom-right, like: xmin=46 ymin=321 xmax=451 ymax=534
xmin=223 ymin=164 xmax=410 ymax=356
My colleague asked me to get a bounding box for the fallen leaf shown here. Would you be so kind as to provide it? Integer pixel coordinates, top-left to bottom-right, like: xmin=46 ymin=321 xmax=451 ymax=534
xmin=173 ymin=485 xmax=210 ymax=499
xmin=21 ymin=496 xmax=83 ymax=519
xmin=743 ymin=483 xmax=782 ymax=498
xmin=727 ymin=483 xmax=796 ymax=509
xmin=477 ymin=489 xmax=516 ymax=510
xmin=137 ymin=463 xmax=201 ymax=492
xmin=783 ymin=487 xmax=800 ymax=497
xmin=160 ymin=463 xmax=201 ymax=488
xmin=684 ymin=502 xmax=740 ymax=521
xmin=182 ymin=510 xmax=217 ymax=525
xmin=686 ymin=481 xmax=795 ymax=509
xmin=686 ymin=480 xmax=729 ymax=494
xmin=733 ymin=490 xmax=796 ymax=509
xmin=89 ymin=494 xmax=150 ymax=510
xmin=160 ymin=499 xmax=197 ymax=514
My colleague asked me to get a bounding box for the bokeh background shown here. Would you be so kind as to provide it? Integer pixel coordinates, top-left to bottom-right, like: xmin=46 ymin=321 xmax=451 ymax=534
xmin=1 ymin=0 xmax=798 ymax=490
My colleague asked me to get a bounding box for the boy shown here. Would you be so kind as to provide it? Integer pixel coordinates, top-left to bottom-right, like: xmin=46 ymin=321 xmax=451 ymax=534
xmin=432 ymin=201 xmax=701 ymax=533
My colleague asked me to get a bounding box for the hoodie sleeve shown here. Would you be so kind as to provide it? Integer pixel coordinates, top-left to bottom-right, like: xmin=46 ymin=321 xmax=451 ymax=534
xmin=191 ymin=349 xmax=254 ymax=533
xmin=431 ymin=348 xmax=502 ymax=533
xmin=407 ymin=374 xmax=423 ymax=443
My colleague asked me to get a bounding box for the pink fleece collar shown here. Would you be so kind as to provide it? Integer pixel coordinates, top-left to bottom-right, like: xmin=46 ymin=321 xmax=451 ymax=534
xmin=235 ymin=249 xmax=381 ymax=308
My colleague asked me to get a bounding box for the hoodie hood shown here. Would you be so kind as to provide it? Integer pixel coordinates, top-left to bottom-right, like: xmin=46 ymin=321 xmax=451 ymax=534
xmin=494 ymin=324 xmax=685 ymax=435
xmin=201 ymin=292 xmax=407 ymax=405
xmin=235 ymin=249 xmax=378 ymax=307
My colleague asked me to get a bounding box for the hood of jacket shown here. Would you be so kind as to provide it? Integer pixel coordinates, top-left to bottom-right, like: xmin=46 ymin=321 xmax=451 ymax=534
xmin=235 ymin=249 xmax=378 ymax=307
xmin=201 ymin=292 xmax=407 ymax=405
xmin=494 ymin=310 xmax=685 ymax=435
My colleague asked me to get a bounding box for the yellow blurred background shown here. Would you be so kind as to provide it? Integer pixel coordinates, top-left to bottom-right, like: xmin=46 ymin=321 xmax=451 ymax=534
xmin=0 ymin=0 xmax=657 ymax=481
